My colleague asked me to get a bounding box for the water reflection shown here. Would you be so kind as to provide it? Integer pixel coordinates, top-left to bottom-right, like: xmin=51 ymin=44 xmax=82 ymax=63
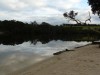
xmin=0 ymin=34 xmax=99 ymax=45
xmin=0 ymin=40 xmax=91 ymax=75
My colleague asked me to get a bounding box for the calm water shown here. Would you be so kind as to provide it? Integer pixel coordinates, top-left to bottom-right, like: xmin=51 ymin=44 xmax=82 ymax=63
xmin=0 ymin=40 xmax=91 ymax=75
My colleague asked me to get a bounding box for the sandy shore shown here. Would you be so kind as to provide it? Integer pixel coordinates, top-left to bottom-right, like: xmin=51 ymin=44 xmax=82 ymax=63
xmin=9 ymin=44 xmax=100 ymax=75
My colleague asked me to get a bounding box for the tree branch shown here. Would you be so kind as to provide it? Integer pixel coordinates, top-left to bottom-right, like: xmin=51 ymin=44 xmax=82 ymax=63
xmin=85 ymin=12 xmax=91 ymax=24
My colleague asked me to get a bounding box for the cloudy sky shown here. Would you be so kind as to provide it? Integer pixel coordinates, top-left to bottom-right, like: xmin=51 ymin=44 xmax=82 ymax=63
xmin=0 ymin=0 xmax=100 ymax=25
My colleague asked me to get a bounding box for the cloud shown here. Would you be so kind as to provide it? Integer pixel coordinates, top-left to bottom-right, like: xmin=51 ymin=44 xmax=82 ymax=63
xmin=48 ymin=0 xmax=80 ymax=8
xmin=0 ymin=0 xmax=28 ymax=11
xmin=0 ymin=0 xmax=99 ymax=25
xmin=21 ymin=0 xmax=47 ymax=8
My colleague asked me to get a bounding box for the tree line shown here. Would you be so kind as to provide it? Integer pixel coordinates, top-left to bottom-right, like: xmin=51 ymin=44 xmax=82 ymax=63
xmin=0 ymin=20 xmax=100 ymax=36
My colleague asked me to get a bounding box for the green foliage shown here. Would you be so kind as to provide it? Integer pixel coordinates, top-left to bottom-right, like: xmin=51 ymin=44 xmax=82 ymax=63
xmin=88 ymin=0 xmax=100 ymax=17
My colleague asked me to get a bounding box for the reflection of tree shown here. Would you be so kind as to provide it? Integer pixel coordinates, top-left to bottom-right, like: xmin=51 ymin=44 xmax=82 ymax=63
xmin=31 ymin=40 xmax=38 ymax=45
xmin=0 ymin=34 xmax=99 ymax=45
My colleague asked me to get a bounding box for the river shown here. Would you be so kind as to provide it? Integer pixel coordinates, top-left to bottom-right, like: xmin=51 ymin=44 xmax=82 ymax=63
xmin=0 ymin=40 xmax=91 ymax=75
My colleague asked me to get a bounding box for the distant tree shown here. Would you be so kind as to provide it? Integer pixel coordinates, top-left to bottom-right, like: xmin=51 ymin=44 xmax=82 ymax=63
xmin=88 ymin=0 xmax=100 ymax=17
xmin=40 ymin=22 xmax=51 ymax=26
xmin=63 ymin=10 xmax=80 ymax=24
xmin=31 ymin=21 xmax=38 ymax=26
xmin=63 ymin=10 xmax=91 ymax=25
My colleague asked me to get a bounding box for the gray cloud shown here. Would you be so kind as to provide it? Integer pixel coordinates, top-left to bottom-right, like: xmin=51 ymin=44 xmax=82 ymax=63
xmin=0 ymin=0 xmax=99 ymax=25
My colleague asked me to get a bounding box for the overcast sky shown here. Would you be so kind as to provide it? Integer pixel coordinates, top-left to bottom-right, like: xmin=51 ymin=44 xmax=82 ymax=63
xmin=0 ymin=0 xmax=100 ymax=25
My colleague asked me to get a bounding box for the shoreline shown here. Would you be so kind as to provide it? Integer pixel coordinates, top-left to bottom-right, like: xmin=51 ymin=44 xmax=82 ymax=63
xmin=8 ymin=44 xmax=100 ymax=75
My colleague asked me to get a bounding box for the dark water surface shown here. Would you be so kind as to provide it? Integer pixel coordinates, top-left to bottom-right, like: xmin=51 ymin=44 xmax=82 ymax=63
xmin=0 ymin=40 xmax=91 ymax=75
